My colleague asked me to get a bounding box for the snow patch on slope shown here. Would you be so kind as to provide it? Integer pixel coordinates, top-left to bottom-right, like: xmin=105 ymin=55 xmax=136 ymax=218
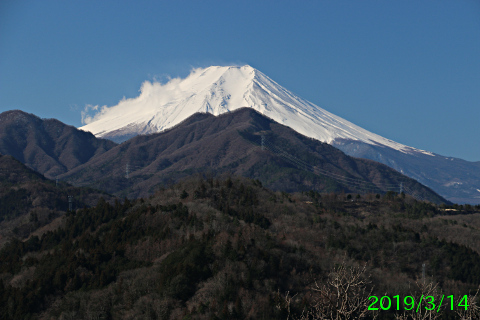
xmin=79 ymin=65 xmax=433 ymax=156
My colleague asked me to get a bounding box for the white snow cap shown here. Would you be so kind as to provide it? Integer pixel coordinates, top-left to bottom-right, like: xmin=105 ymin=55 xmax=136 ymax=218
xmin=79 ymin=65 xmax=432 ymax=155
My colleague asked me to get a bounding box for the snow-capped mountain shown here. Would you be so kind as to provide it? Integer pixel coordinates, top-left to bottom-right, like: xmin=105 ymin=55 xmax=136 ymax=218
xmin=80 ymin=65 xmax=429 ymax=155
xmin=79 ymin=65 xmax=480 ymax=204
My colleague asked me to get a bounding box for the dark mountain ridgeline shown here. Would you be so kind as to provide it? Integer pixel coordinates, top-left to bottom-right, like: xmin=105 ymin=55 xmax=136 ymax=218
xmin=0 ymin=106 xmax=476 ymax=319
xmin=57 ymin=108 xmax=446 ymax=203
xmin=0 ymin=109 xmax=446 ymax=203
xmin=74 ymin=65 xmax=480 ymax=204
xmin=0 ymin=154 xmax=114 ymax=244
xmin=333 ymin=139 xmax=480 ymax=205
xmin=0 ymin=110 xmax=116 ymax=179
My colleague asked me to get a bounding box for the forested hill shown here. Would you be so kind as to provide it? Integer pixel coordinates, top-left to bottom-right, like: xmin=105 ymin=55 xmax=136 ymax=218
xmin=1 ymin=176 xmax=479 ymax=319
xmin=0 ymin=110 xmax=116 ymax=178
xmin=60 ymin=108 xmax=447 ymax=203
xmin=0 ymin=109 xmax=447 ymax=204
xmin=0 ymin=154 xmax=114 ymax=245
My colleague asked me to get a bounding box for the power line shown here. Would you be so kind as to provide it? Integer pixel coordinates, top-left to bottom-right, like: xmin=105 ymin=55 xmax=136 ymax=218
xmin=260 ymin=136 xmax=406 ymax=195
xmin=62 ymin=133 xmax=426 ymax=202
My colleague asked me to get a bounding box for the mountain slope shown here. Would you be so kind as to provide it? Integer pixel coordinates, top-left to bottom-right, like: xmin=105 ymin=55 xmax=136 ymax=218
xmin=0 ymin=176 xmax=478 ymax=319
xmin=0 ymin=154 xmax=113 ymax=246
xmin=79 ymin=65 xmax=480 ymax=204
xmin=0 ymin=110 xmax=117 ymax=178
xmin=79 ymin=66 xmax=429 ymax=156
xmin=67 ymin=108 xmax=445 ymax=203
xmin=332 ymin=139 xmax=480 ymax=204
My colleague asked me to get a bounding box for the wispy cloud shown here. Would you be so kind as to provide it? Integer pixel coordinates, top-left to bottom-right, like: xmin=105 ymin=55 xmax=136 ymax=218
xmin=80 ymin=76 xmax=186 ymax=126
xmin=81 ymin=104 xmax=104 ymax=125
xmin=80 ymin=64 xmax=251 ymax=128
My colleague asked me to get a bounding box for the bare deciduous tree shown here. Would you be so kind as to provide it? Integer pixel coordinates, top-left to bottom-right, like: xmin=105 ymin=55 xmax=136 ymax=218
xmin=280 ymin=262 xmax=377 ymax=320
xmin=394 ymin=280 xmax=442 ymax=320
xmin=310 ymin=262 xmax=376 ymax=320
xmin=456 ymin=286 xmax=480 ymax=320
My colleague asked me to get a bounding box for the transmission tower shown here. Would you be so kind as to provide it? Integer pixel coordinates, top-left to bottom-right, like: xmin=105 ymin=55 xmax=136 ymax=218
xmin=125 ymin=163 xmax=129 ymax=179
xmin=68 ymin=195 xmax=73 ymax=211
xmin=261 ymin=135 xmax=265 ymax=151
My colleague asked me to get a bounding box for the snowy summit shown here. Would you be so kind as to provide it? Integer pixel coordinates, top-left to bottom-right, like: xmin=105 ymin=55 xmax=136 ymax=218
xmin=80 ymin=65 xmax=431 ymax=155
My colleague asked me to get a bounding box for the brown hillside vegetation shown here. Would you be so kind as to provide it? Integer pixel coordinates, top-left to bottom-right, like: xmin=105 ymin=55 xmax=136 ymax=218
xmin=0 ymin=176 xmax=479 ymax=319
xmin=59 ymin=108 xmax=445 ymax=203
xmin=0 ymin=154 xmax=114 ymax=247
xmin=0 ymin=110 xmax=116 ymax=178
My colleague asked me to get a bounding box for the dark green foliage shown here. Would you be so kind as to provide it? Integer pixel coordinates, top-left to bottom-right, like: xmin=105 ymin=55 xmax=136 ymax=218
xmin=0 ymin=188 xmax=28 ymax=221
xmin=0 ymin=176 xmax=478 ymax=319
xmin=158 ymin=239 xmax=213 ymax=300
xmin=180 ymin=189 xmax=189 ymax=199
xmin=384 ymin=190 xmax=397 ymax=201
xmin=193 ymin=178 xmax=271 ymax=229
xmin=404 ymin=200 xmax=439 ymax=218
xmin=0 ymin=197 xmax=152 ymax=318
xmin=326 ymin=219 xmax=480 ymax=284
xmin=441 ymin=241 xmax=480 ymax=284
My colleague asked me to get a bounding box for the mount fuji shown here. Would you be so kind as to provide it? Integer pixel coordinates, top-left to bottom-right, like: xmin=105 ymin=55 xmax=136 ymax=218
xmin=79 ymin=65 xmax=480 ymax=204
xmin=80 ymin=66 xmax=429 ymax=155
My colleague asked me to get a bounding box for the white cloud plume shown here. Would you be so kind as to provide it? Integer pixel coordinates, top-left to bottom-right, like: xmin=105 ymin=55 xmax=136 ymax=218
xmin=81 ymin=104 xmax=105 ymax=125
xmin=80 ymin=75 xmax=187 ymax=127
xmin=79 ymin=64 xmax=251 ymax=133
xmin=81 ymin=64 xmax=253 ymax=126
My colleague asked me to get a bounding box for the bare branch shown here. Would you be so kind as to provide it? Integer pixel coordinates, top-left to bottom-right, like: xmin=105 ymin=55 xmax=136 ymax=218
xmin=456 ymin=286 xmax=480 ymax=320
xmin=284 ymin=259 xmax=377 ymax=320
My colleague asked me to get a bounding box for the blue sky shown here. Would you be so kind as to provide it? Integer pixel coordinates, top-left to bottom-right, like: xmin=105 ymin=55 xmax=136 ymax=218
xmin=1 ymin=0 xmax=479 ymax=161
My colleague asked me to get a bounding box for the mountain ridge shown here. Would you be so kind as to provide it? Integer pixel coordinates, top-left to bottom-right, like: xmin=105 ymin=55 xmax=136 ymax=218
xmin=79 ymin=65 xmax=430 ymax=155
xmin=0 ymin=110 xmax=117 ymax=179
xmin=0 ymin=153 xmax=114 ymax=246
xmin=332 ymin=139 xmax=480 ymax=204
xmin=77 ymin=65 xmax=480 ymax=204
xmin=66 ymin=108 xmax=446 ymax=203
